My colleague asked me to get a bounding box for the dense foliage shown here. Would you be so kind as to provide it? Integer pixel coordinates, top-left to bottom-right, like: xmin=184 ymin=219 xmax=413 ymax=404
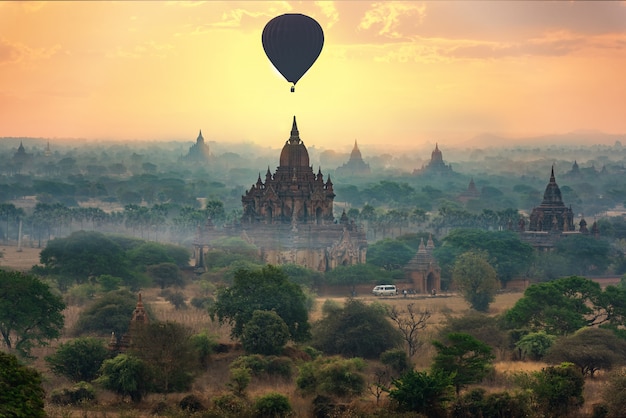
xmin=312 ymin=299 xmax=402 ymax=359
xmin=0 ymin=270 xmax=65 ymax=356
xmin=0 ymin=351 xmax=45 ymax=417
xmin=211 ymin=265 xmax=311 ymax=342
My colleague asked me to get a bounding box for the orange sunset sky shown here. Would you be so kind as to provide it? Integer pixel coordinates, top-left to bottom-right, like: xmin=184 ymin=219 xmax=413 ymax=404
xmin=1 ymin=1 xmax=625 ymax=151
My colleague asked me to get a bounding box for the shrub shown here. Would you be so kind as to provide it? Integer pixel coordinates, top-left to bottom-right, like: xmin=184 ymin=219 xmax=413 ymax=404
xmin=0 ymin=352 xmax=45 ymax=417
xmin=212 ymin=393 xmax=250 ymax=415
xmin=179 ymin=394 xmax=206 ymax=413
xmin=388 ymin=369 xmax=454 ymax=417
xmin=228 ymin=367 xmax=251 ymax=397
xmin=45 ymin=337 xmax=110 ymax=382
xmin=50 ymin=382 xmax=96 ymax=406
xmin=312 ymin=299 xmax=402 ymax=358
xmin=241 ymin=310 xmax=290 ymax=355
xmin=165 ymin=291 xmax=187 ymax=310
xmin=451 ymin=388 xmax=531 ymax=418
xmin=254 ymin=393 xmax=292 ymax=418
xmin=191 ymin=295 xmax=214 ymax=310
xmin=515 ymin=331 xmax=556 ymax=361
xmin=601 ymin=370 xmax=626 ymax=417
xmin=73 ymin=290 xmax=138 ymax=337
xmin=266 ymin=356 xmax=294 ymax=379
xmin=380 ymin=348 xmax=410 ymax=375
xmin=297 ymin=357 xmax=366 ymax=398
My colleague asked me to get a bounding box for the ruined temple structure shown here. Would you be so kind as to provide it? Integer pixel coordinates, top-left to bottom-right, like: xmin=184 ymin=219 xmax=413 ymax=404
xmin=184 ymin=130 xmax=212 ymax=163
xmin=519 ymin=167 xmax=595 ymax=250
xmin=195 ymin=116 xmax=367 ymax=272
xmin=413 ymin=143 xmax=453 ymax=176
xmin=404 ymin=235 xmax=441 ymax=294
xmin=108 ymin=293 xmax=149 ymax=353
xmin=335 ymin=140 xmax=371 ymax=177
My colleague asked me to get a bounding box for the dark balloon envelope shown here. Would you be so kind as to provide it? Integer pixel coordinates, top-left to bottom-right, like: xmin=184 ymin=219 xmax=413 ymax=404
xmin=262 ymin=13 xmax=324 ymax=91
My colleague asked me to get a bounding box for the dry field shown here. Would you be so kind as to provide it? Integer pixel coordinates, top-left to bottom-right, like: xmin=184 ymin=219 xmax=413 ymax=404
xmin=0 ymin=248 xmax=608 ymax=417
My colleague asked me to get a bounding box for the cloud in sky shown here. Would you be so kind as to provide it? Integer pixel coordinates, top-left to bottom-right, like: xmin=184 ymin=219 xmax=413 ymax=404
xmin=0 ymin=1 xmax=624 ymax=149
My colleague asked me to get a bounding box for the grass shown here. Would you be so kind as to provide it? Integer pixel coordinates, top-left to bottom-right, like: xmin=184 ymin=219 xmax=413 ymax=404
xmin=17 ymin=276 xmax=614 ymax=417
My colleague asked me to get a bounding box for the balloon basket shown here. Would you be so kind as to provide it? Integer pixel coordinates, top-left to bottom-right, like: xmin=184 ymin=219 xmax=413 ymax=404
xmin=290 ymin=86 xmax=295 ymax=93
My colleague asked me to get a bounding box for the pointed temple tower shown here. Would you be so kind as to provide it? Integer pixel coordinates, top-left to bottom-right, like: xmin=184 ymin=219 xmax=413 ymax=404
xmin=184 ymin=129 xmax=212 ymax=163
xmin=108 ymin=293 xmax=150 ymax=353
xmin=528 ymin=167 xmax=574 ymax=232
xmin=195 ymin=116 xmax=367 ymax=272
xmin=336 ymin=140 xmax=371 ymax=176
xmin=242 ymin=117 xmax=335 ymax=224
xmin=518 ymin=167 xmax=594 ymax=250
xmin=413 ymin=143 xmax=453 ymax=175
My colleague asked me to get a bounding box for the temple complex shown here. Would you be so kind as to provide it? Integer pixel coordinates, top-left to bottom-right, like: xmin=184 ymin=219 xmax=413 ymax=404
xmin=335 ymin=140 xmax=371 ymax=177
xmin=195 ymin=117 xmax=367 ymax=272
xmin=108 ymin=293 xmax=149 ymax=353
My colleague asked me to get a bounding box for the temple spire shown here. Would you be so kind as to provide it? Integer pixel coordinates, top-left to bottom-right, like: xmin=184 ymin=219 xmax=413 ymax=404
xmin=289 ymin=116 xmax=300 ymax=143
xmin=550 ymin=165 xmax=555 ymax=183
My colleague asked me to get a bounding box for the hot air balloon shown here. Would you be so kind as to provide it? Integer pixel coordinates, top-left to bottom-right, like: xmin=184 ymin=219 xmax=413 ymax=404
xmin=262 ymin=13 xmax=324 ymax=92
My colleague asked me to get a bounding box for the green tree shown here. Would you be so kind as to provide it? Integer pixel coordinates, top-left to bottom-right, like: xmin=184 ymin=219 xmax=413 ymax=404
xmin=311 ymin=299 xmax=402 ymax=359
xmin=431 ymin=333 xmax=495 ymax=395
xmin=434 ymin=229 xmax=533 ymax=287
xmin=241 ymin=310 xmax=290 ymax=355
xmin=210 ymin=265 xmax=310 ymax=342
xmin=515 ymin=331 xmax=556 ymax=361
xmin=554 ymin=233 xmax=611 ymax=275
xmin=0 ymin=270 xmax=65 ymax=357
xmin=438 ymin=312 xmax=509 ymax=358
xmin=504 ymin=276 xmax=606 ymax=336
xmin=367 ymin=239 xmax=415 ymax=271
xmin=146 ymin=262 xmax=184 ymax=289
xmin=324 ymin=263 xmax=390 ymax=296
xmin=601 ymin=370 xmax=626 ymax=417
xmin=517 ymin=363 xmax=584 ymax=418
xmin=73 ymin=290 xmax=138 ymax=338
xmin=387 ymin=369 xmax=454 ymax=418
xmin=452 ymin=251 xmax=500 ymax=312
xmin=96 ymin=354 xmax=148 ymax=403
xmin=0 ymin=351 xmax=45 ymax=417
xmin=126 ymin=241 xmax=190 ymax=270
xmin=38 ymin=231 xmax=131 ymax=285
xmin=544 ymin=327 xmax=626 ymax=377
xmin=130 ymin=321 xmax=198 ymax=393
xmin=253 ymin=393 xmax=292 ymax=418
xmin=297 ymin=356 xmax=367 ymax=398
xmin=45 ymin=337 xmax=110 ymax=382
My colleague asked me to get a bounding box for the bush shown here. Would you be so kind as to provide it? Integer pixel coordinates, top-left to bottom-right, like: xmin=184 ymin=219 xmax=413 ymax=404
xmin=254 ymin=393 xmax=292 ymax=418
xmin=212 ymin=393 xmax=250 ymax=415
xmin=297 ymin=357 xmax=366 ymax=398
xmin=515 ymin=331 xmax=556 ymax=361
xmin=311 ymin=299 xmax=402 ymax=358
xmin=0 ymin=352 xmax=45 ymax=417
xmin=164 ymin=291 xmax=187 ymax=310
xmin=50 ymin=382 xmax=96 ymax=406
xmin=380 ymin=348 xmax=410 ymax=375
xmin=45 ymin=337 xmax=110 ymax=382
xmin=73 ymin=290 xmax=138 ymax=338
xmin=451 ymin=388 xmax=531 ymax=418
xmin=241 ymin=310 xmax=290 ymax=355
xmin=601 ymin=370 xmax=626 ymax=417
xmin=179 ymin=394 xmax=206 ymax=413
xmin=266 ymin=356 xmax=294 ymax=379
xmin=231 ymin=355 xmax=268 ymax=377
xmin=191 ymin=295 xmax=214 ymax=310
xmin=388 ymin=369 xmax=454 ymax=417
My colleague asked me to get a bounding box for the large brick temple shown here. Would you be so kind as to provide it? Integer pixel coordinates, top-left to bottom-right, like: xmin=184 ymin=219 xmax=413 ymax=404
xmin=194 ymin=117 xmax=367 ymax=272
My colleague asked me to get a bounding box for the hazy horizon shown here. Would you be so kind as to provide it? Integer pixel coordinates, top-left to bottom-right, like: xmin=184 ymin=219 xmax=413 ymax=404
xmin=2 ymin=1 xmax=626 ymax=149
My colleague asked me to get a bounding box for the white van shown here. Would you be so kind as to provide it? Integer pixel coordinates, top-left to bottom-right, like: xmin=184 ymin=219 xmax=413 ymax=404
xmin=372 ymin=285 xmax=397 ymax=296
